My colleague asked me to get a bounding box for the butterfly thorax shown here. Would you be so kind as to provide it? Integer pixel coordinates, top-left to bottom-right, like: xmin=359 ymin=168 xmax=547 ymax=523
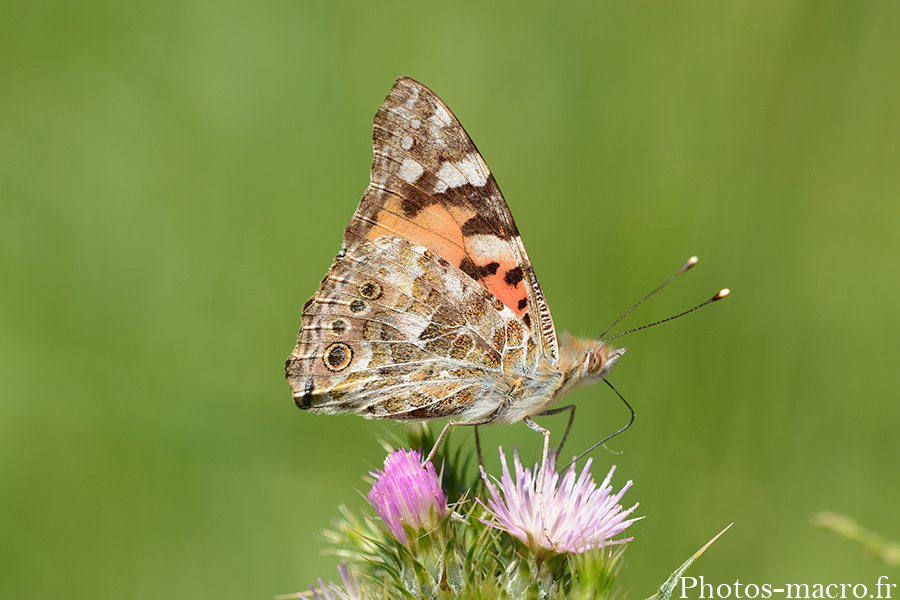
xmin=493 ymin=334 xmax=623 ymax=424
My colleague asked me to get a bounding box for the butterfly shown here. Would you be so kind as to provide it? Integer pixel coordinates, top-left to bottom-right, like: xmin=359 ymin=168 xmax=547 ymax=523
xmin=285 ymin=77 xmax=629 ymax=467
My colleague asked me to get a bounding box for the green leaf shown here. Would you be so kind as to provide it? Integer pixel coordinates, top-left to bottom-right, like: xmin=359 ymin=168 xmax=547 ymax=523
xmin=812 ymin=512 xmax=900 ymax=567
xmin=647 ymin=524 xmax=732 ymax=600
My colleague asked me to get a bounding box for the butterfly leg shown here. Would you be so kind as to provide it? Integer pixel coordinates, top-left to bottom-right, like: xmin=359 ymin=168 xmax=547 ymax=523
xmin=523 ymin=415 xmax=552 ymax=542
xmin=473 ymin=425 xmax=485 ymax=496
xmin=536 ymin=404 xmax=576 ymax=458
xmin=424 ymin=417 xmax=496 ymax=466
xmin=474 ymin=425 xmax=485 ymax=474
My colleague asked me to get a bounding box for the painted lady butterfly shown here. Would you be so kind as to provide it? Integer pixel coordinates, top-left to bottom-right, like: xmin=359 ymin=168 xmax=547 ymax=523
xmin=286 ymin=77 xmax=633 ymax=464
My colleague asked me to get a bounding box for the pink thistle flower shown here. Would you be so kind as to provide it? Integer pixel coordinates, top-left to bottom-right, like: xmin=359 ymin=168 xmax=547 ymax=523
xmin=479 ymin=447 xmax=641 ymax=556
xmin=366 ymin=448 xmax=447 ymax=544
xmin=289 ymin=562 xmax=368 ymax=600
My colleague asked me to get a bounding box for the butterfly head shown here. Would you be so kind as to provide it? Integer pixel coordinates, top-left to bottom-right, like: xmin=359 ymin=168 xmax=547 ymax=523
xmin=586 ymin=343 xmax=625 ymax=380
xmin=558 ymin=333 xmax=626 ymax=390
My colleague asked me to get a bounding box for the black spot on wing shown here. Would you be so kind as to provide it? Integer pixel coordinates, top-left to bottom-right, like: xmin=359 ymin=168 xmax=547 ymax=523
xmin=517 ymin=298 xmax=528 ymax=311
xmin=436 ymin=183 xmax=484 ymax=210
xmin=398 ymin=186 xmax=435 ymax=218
xmin=459 ymin=257 xmax=499 ymax=281
xmin=504 ymin=266 xmax=524 ymax=286
xmin=382 ymin=175 xmax=484 ymax=219
xmin=295 ymin=378 xmax=314 ymax=409
xmin=461 ymin=215 xmax=497 ymax=237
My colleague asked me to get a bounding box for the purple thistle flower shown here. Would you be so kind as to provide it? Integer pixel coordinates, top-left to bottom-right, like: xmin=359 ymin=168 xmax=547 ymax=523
xmin=479 ymin=447 xmax=641 ymax=556
xmin=296 ymin=562 xmax=368 ymax=600
xmin=366 ymin=448 xmax=447 ymax=544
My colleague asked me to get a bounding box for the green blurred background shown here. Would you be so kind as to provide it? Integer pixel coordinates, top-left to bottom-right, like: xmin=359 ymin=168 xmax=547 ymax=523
xmin=3 ymin=1 xmax=899 ymax=597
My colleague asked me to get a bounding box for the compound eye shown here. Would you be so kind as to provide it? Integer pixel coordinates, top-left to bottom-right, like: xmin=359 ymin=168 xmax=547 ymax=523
xmin=587 ymin=351 xmax=604 ymax=374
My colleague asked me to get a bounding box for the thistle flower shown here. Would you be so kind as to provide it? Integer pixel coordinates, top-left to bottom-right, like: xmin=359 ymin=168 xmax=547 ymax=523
xmin=366 ymin=448 xmax=447 ymax=544
xmin=278 ymin=562 xmax=369 ymax=600
xmin=479 ymin=447 xmax=640 ymax=557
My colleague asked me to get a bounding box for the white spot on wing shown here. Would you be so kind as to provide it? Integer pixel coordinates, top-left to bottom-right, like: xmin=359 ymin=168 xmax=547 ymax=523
xmin=466 ymin=234 xmax=511 ymax=262
xmin=430 ymin=103 xmax=451 ymax=126
xmin=410 ymin=119 xmax=421 ymax=129
xmin=399 ymin=158 xmax=424 ymax=183
xmin=436 ymin=162 xmax=465 ymax=188
xmin=435 ymin=154 xmax=489 ymax=191
xmin=403 ymin=85 xmax=420 ymax=108
xmin=456 ymin=153 xmax=489 ymax=187
xmin=401 ymin=136 xmax=414 ymax=150
xmin=445 ymin=273 xmax=464 ymax=300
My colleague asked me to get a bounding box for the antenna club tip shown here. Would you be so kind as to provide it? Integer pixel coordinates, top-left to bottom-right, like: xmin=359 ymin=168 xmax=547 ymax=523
xmin=716 ymin=288 xmax=731 ymax=299
xmin=682 ymin=256 xmax=699 ymax=271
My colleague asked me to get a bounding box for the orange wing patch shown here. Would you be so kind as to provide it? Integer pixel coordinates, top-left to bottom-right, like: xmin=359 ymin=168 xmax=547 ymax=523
xmin=350 ymin=190 xmax=528 ymax=320
xmin=343 ymin=81 xmax=531 ymax=317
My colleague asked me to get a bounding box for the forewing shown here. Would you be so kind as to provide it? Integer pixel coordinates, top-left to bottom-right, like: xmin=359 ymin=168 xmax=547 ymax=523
xmin=344 ymin=77 xmax=558 ymax=359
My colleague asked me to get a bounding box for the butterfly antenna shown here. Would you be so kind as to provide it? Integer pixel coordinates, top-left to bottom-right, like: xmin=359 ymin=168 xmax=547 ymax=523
xmin=600 ymin=287 xmax=730 ymax=344
xmin=564 ymin=379 xmax=634 ymax=470
xmin=599 ymin=256 xmax=699 ymax=339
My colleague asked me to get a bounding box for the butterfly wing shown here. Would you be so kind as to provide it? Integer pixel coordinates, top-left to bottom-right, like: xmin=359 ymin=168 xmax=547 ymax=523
xmin=286 ymin=236 xmax=539 ymax=421
xmin=345 ymin=77 xmax=558 ymax=359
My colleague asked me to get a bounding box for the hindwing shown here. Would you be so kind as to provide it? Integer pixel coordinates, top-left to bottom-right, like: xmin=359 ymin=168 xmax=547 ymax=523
xmin=286 ymin=237 xmax=540 ymax=421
